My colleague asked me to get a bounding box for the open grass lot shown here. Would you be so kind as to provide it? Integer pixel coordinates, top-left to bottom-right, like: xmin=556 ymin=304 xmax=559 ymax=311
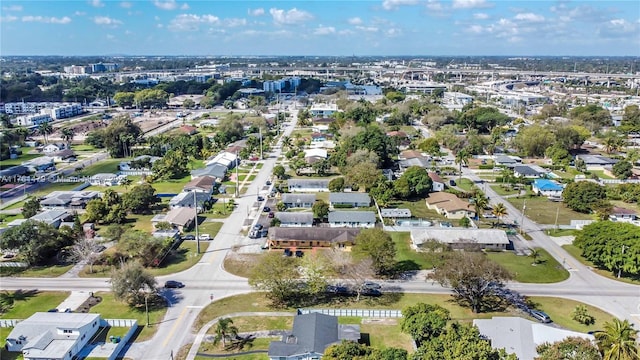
xmin=590 ymin=170 xmax=614 ymax=179
xmin=0 ymin=200 xmax=25 ymax=211
xmin=31 ymin=182 xmax=84 ymax=197
xmin=0 ymin=291 xmax=69 ymax=319
xmin=387 ymin=199 xmax=447 ymax=222
xmin=456 ymin=178 xmax=476 ymax=192
xmin=0 ymin=153 xmax=41 ymax=169
xmin=90 ymin=292 xmax=167 ymax=342
xmin=527 ymin=296 xmax=614 ymax=333
xmin=223 ymin=253 xmax=261 ymax=278
xmin=487 ymin=248 xmax=569 ymax=283
xmin=506 ymin=196 xmax=593 ymax=225
xmin=72 ymin=144 xmax=98 ymax=152
xmin=362 ymin=320 xmax=414 ymax=351
xmin=0 ymin=264 xmax=73 ymax=277
xmin=184 ymin=221 xmax=223 ymax=238
xmin=198 ymin=337 xmax=275 ymax=359
xmin=129 ymin=214 xmax=155 ymax=233
xmin=562 ymin=245 xmax=640 ymax=285
xmin=490 ymin=184 xmax=520 ymax=196
xmin=75 ymin=159 xmax=122 ymax=176
xmin=207 ymin=316 xmax=293 ymax=334
xmin=149 ymin=176 xmax=191 ymax=194
xmin=392 ymin=232 xmax=438 ymax=271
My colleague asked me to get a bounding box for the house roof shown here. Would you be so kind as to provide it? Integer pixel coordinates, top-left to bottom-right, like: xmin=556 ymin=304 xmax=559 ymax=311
xmin=152 ymin=229 xmax=180 ymax=238
xmin=328 ymin=211 xmax=376 ymax=223
xmin=0 ymin=165 xmax=28 ymax=177
xmin=40 ymin=191 xmax=101 ymax=206
xmin=268 ymin=227 xmax=360 ymax=243
xmin=288 ymin=179 xmax=330 ymax=188
xmin=533 ymin=179 xmax=564 ymax=191
xmin=304 ymin=148 xmax=328 ymax=159
xmin=52 ymin=149 xmax=76 ymax=158
xmin=281 ymin=194 xmax=317 ymax=204
xmin=411 ymin=228 xmax=510 ymax=246
xmin=473 ymin=317 xmax=595 ymax=360
xmin=169 ymin=191 xmax=211 ymax=208
xmin=90 ymin=173 xmax=119 ymax=180
xmin=387 ymin=130 xmax=408 ymax=137
xmin=191 ymin=164 xmax=227 ymax=179
xmin=399 ymin=157 xmax=430 ymax=169
xmin=275 ymin=212 xmax=314 ymax=223
xmin=179 ymin=125 xmax=197 ymax=134
xmin=611 ymin=206 xmax=637 ymax=216
xmin=184 ymin=176 xmax=216 ymax=191
xmin=426 ymin=192 xmax=475 ymax=212
xmin=29 ymin=210 xmax=71 ymax=224
xmin=162 ymin=207 xmax=196 ymax=226
xmin=268 ymin=313 xmax=354 ymax=357
xmin=23 ymin=156 xmax=54 ymax=166
xmin=329 ymin=192 xmax=371 ymax=204
xmin=428 ymin=172 xmax=444 ymax=183
xmin=514 ymin=165 xmax=544 ymax=176
xmin=494 ymin=155 xmax=518 ymax=164
xmin=380 ymin=208 xmax=412 ymax=218
xmin=576 ymin=154 xmax=618 ymax=165
xmin=400 ymin=150 xmax=425 ymax=159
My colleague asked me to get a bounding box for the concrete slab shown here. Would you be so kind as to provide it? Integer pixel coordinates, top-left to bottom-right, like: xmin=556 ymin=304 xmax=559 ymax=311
xmin=57 ymin=291 xmax=93 ymax=312
xmin=550 ymin=236 xmax=574 ymax=246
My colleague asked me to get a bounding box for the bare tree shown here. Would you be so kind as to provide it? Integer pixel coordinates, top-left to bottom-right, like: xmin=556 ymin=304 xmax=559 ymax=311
xmin=70 ymin=237 xmax=100 ymax=274
xmin=328 ymin=249 xmax=375 ymax=302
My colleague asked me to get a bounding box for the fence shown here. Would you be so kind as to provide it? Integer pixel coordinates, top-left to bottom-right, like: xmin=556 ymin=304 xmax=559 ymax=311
xmin=0 ymin=319 xmax=20 ymax=328
xmin=297 ymin=308 xmax=403 ymax=318
xmin=103 ymin=319 xmax=138 ymax=327
xmin=102 ymin=319 xmax=138 ymax=360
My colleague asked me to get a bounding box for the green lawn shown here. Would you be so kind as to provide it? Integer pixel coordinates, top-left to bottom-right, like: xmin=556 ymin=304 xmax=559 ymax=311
xmin=456 ymin=178 xmax=475 ymax=192
xmin=0 ymin=264 xmax=73 ymax=277
xmin=197 ymin=337 xmax=274 ymax=359
xmin=528 ymin=296 xmax=615 ymax=333
xmin=548 ymin=229 xmax=577 ymax=237
xmin=0 ymin=200 xmax=25 ymax=211
xmin=184 ymin=220 xmax=223 ymax=238
xmin=486 ymin=248 xmax=569 ymax=283
xmin=0 ymin=291 xmax=69 ymax=318
xmin=72 ymin=144 xmax=98 ymax=152
xmin=149 ymin=176 xmax=191 ymax=194
xmin=31 ymin=182 xmax=83 ymax=197
xmin=89 ymin=292 xmax=167 ymax=342
xmin=387 ymin=199 xmax=448 ymax=222
xmin=562 ymin=245 xmax=640 ymax=285
xmin=392 ymin=232 xmax=438 ymax=271
xmin=506 ymin=196 xmax=593 ymax=225
xmin=590 ymin=170 xmax=614 ymax=179
xmin=490 ymin=185 xmax=520 ymax=196
xmin=0 ymin=152 xmax=41 ymax=169
xmin=75 ymin=159 xmax=122 ymax=176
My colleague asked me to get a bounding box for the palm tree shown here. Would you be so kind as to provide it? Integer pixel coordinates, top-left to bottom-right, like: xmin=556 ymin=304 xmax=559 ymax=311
xmin=472 ymin=191 xmax=489 ymax=220
xmin=213 ymin=318 xmax=239 ymax=347
xmin=528 ymin=248 xmax=541 ymax=265
xmin=61 ymin=128 xmax=75 ymax=148
xmin=492 ymin=202 xmax=508 ymax=224
xmin=595 ymin=318 xmax=639 ymax=360
xmin=38 ymin=122 xmax=53 ymax=145
xmin=454 ymin=148 xmax=470 ymax=182
xmin=15 ymin=126 xmax=30 ymax=144
xmin=626 ymin=148 xmax=640 ymax=166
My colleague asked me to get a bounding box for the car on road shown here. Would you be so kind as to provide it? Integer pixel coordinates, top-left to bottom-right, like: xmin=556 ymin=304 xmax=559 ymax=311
xmin=257 ymin=196 xmax=265 ymax=201
xmin=263 ymin=207 xmax=271 ymax=212
xmin=266 ymin=180 xmax=272 ymax=186
xmin=362 ymin=288 xmax=382 ymax=297
xmin=529 ymin=310 xmax=552 ymax=323
xmin=363 ymin=282 xmax=381 ymax=290
xmin=449 ymin=179 xmax=456 ymax=186
xmin=253 ymin=224 xmax=263 ymax=231
xmin=268 ymin=211 xmax=275 ymax=218
xmin=182 ymin=234 xmax=196 ymax=240
xmin=164 ymin=280 xmax=185 ymax=289
xmin=198 ymin=234 xmax=211 ymax=241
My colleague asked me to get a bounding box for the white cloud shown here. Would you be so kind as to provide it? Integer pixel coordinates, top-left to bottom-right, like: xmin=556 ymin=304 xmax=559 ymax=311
xmin=120 ymin=2 xmax=132 ymax=8
xmin=106 ymin=34 xmax=115 ymax=40
xmin=248 ymin=8 xmax=265 ymax=16
xmin=154 ymin=0 xmax=181 ymax=11
xmin=426 ymin=0 xmax=444 ymax=11
xmin=356 ymin=25 xmax=379 ymax=33
xmin=223 ymin=18 xmax=247 ymax=27
xmin=168 ymin=13 xmax=219 ymax=31
xmin=0 ymin=15 xmax=18 ymax=22
xmin=473 ymin=12 xmax=489 ymax=20
xmin=22 ymin=15 xmax=72 ymax=24
xmin=514 ymin=12 xmax=545 ymax=23
xmin=314 ymin=26 xmax=335 ymax=35
xmin=88 ymin=0 xmax=104 ymax=8
xmin=180 ymin=3 xmax=189 ymax=10
xmin=269 ymin=8 xmax=313 ymax=25
xmin=452 ymin=0 xmax=492 ymax=10
xmin=348 ymin=17 xmax=363 ymax=25
xmin=2 ymin=5 xmax=23 ymax=11
xmin=598 ymin=18 xmax=638 ymax=38
xmin=93 ymin=16 xmax=123 ymax=26
xmin=382 ymin=0 xmax=418 ymax=11
xmin=74 ymin=11 xmax=86 ymax=16
xmin=386 ymin=28 xmax=401 ymax=36
xmin=154 ymin=16 xmax=161 ymax=21
xmin=468 ymin=24 xmax=484 ymax=33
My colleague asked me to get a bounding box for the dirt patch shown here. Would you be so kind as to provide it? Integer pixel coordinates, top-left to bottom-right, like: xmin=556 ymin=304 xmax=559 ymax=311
xmin=362 ymin=318 xmax=398 ymax=325
xmin=223 ymin=252 xmax=261 ymax=278
xmin=75 ymin=294 xmax=103 ymax=313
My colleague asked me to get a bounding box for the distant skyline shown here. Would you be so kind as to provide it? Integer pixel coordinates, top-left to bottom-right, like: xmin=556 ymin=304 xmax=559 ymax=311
xmin=0 ymin=0 xmax=639 ymax=57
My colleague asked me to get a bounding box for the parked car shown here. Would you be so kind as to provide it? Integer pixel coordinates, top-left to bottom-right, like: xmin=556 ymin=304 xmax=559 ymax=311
xmin=164 ymin=280 xmax=185 ymax=289
xmin=254 ymin=224 xmax=264 ymax=231
xmin=263 ymin=207 xmax=271 ymax=212
xmin=266 ymin=181 xmax=272 ymax=186
xmin=268 ymin=211 xmax=275 ymax=218
xmin=182 ymin=234 xmax=196 ymax=240
xmin=363 ymin=282 xmax=382 ymax=290
xmin=198 ymin=234 xmax=211 ymax=241
xmin=362 ymin=288 xmax=382 ymax=297
xmin=449 ymin=179 xmax=456 ymax=186
xmin=529 ymin=310 xmax=552 ymax=323
xmin=283 ymin=248 xmax=293 ymax=257
xmin=295 ymin=250 xmax=304 ymax=257
xmin=257 ymin=196 xmax=265 ymax=201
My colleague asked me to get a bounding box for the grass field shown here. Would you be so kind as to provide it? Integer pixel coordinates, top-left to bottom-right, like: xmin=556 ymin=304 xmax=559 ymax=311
xmin=387 ymin=199 xmax=447 ymax=221
xmin=490 ymin=184 xmax=521 ymax=196
xmin=562 ymin=245 xmax=640 ymax=285
xmin=198 ymin=337 xmax=275 ymax=359
xmin=0 ymin=291 xmax=69 ymax=319
xmin=527 ymin=296 xmax=615 ymax=333
xmin=456 ymin=178 xmax=476 ymax=192
xmin=506 ymin=196 xmax=593 ymax=225
xmin=0 ymin=152 xmax=41 ymax=169
xmin=487 ymin=248 xmax=569 ymax=283
xmin=75 ymin=159 xmax=122 ymax=176
xmin=0 ymin=264 xmax=74 ymax=277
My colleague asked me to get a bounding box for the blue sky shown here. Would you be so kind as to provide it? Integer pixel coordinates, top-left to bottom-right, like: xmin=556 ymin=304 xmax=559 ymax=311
xmin=1 ymin=0 xmax=639 ymax=56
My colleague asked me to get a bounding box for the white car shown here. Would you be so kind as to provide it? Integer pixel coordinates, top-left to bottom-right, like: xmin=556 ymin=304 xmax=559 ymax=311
xmin=198 ymin=234 xmax=211 ymax=241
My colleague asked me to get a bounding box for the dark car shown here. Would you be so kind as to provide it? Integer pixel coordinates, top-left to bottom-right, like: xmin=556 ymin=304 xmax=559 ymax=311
xmin=257 ymin=196 xmax=265 ymax=201
xmin=268 ymin=211 xmax=275 ymax=218
xmin=182 ymin=234 xmax=196 ymax=240
xmin=263 ymin=207 xmax=271 ymax=212
xmin=362 ymin=288 xmax=382 ymax=297
xmin=363 ymin=282 xmax=381 ymax=290
xmin=449 ymin=179 xmax=456 ymax=186
xmin=295 ymin=250 xmax=304 ymax=257
xmin=164 ymin=280 xmax=185 ymax=289
xmin=266 ymin=181 xmax=272 ymax=186
xmin=327 ymin=285 xmax=351 ymax=295
xmin=283 ymin=248 xmax=293 ymax=257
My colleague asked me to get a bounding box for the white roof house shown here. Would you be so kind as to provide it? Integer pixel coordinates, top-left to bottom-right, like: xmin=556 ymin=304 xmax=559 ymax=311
xmin=5 ymin=312 xmax=101 ymax=359
xmin=303 ymin=148 xmax=328 ymax=159
xmin=206 ymin=151 xmax=238 ymax=169
xmin=410 ymin=228 xmax=510 ymax=250
xmin=473 ymin=317 xmax=595 ymax=360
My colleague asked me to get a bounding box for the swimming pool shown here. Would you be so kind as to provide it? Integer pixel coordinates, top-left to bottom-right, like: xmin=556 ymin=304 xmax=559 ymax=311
xmin=396 ymin=219 xmax=433 ymax=227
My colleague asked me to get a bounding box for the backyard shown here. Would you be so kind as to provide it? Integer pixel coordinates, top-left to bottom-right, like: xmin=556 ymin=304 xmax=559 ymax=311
xmin=506 ymin=196 xmax=593 ymax=225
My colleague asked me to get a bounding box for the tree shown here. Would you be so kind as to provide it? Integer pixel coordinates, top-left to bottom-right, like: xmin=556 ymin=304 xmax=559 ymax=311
xmin=612 ymin=160 xmax=633 ymax=180
xmin=328 ymin=177 xmax=345 ymax=192
xmin=459 ymin=216 xmax=471 ymax=228
xmin=119 ymin=230 xmax=169 ymax=267
xmin=154 ymin=221 xmax=173 ymax=231
xmin=38 ymin=121 xmax=53 ymax=144
xmin=536 ymin=337 xmax=602 ymax=360
xmin=545 ymin=144 xmax=572 ymax=166
xmin=324 ymin=340 xmax=372 ymax=359
xmin=70 ymin=236 xmax=100 ymax=274
xmin=401 ymin=303 xmax=450 ymax=346
xmin=114 ymin=91 xmax=135 ymax=108
xmin=595 ymin=318 xmax=639 ymax=360
xmin=213 ymin=318 xmax=239 ymax=347
xmin=102 ymin=224 xmax=127 ymax=242
xmin=621 ymin=104 xmax=640 ymax=133
xmin=528 ymin=248 xmax=542 ymax=265
xmin=429 ymin=252 xmax=511 ymax=313
xmin=513 ymin=125 xmax=556 ymax=157
xmin=395 ymin=166 xmax=432 ymax=199
xmin=21 ymin=197 xmax=40 ymax=218
xmin=328 ymin=250 xmax=376 ymax=302
xmin=454 ymin=148 xmax=470 ymax=181
xmin=61 ymin=127 xmax=75 ymax=148
xmin=299 ymin=252 xmax=332 ymax=301
xmin=248 ymin=251 xmax=301 ymax=307
xmin=85 ymin=199 xmax=109 ymax=223
xmin=122 ymin=183 xmax=160 ymax=214
xmin=491 ymin=203 xmax=508 ymax=224
xmin=312 ymin=200 xmax=330 ymax=221
xmin=273 ymin=165 xmax=286 ymax=179
xmin=574 ymin=221 xmax=640 ymax=277
xmin=345 ymin=162 xmax=381 ymax=191
xmin=352 ymin=228 xmax=396 ymax=275
xmin=570 ymin=104 xmax=611 ymax=133
xmin=110 ymin=261 xmax=157 ymax=306
xmin=572 ymin=305 xmax=596 ymax=325
xmin=370 ymin=180 xmax=395 ymax=208
xmin=86 ymin=116 xmax=142 ymax=158
xmin=134 ymin=88 xmax=169 ymax=109
xmin=603 ymin=131 xmax=626 ymax=154
xmin=563 ymin=181 xmax=607 ymax=213
xmin=0 ymin=220 xmax=73 ymax=266
xmin=418 ymin=138 xmax=441 ymax=157
xmin=151 ymin=149 xmax=189 ymax=180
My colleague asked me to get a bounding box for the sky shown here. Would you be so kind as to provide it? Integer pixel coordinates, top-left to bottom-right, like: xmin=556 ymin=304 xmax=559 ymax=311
xmin=0 ymin=0 xmax=639 ymax=56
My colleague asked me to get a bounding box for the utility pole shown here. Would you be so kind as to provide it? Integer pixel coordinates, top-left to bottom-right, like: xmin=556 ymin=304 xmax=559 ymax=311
xmin=259 ymin=127 xmax=263 ymax=160
xmin=618 ymin=244 xmax=628 ymax=278
xmin=520 ymin=199 xmax=526 ymax=235
xmin=194 ymin=190 xmax=200 ymax=254
xmin=235 ymin=150 xmax=239 ymax=198
xmin=554 ymin=206 xmax=560 ymax=233
xmin=145 ymin=292 xmax=150 ymax=326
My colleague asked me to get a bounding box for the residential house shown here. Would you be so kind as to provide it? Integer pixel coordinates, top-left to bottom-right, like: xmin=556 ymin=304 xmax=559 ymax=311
xmin=494 ymin=155 xmax=520 ymax=167
xmin=5 ymin=312 xmax=102 ymax=360
xmin=22 ymin=157 xmax=55 ymax=173
xmin=425 ymin=192 xmax=476 ymax=219
xmin=118 ymin=155 xmax=161 ymax=171
xmin=42 ymin=143 xmax=67 ymax=155
xmin=287 ymin=179 xmax=330 ymax=192
xmin=311 ymin=124 xmax=330 ymax=133
xmin=178 ymin=125 xmax=197 ymax=135
xmin=576 ymin=154 xmax=618 ymax=170
xmin=513 ymin=165 xmax=547 ymax=178
xmin=152 ymin=207 xmax=196 ymax=232
xmin=609 ymin=207 xmax=637 ymax=222
xmin=40 ymin=191 xmax=101 ymax=210
xmin=309 ymin=103 xmax=338 ymax=118
xmin=191 ymin=163 xmax=228 ymax=180
xmin=183 ymin=176 xmax=216 ymax=196
xmin=267 ymin=227 xmax=361 ymax=249
xmin=281 ymin=194 xmax=316 ymax=208
xmin=206 ymin=151 xmax=239 ymax=169
xmin=0 ymin=165 xmax=29 ymax=178
xmin=310 ymin=132 xmax=328 ymax=142
xmin=411 ymin=228 xmax=510 ymax=251
xmin=387 ymin=130 xmax=411 ymax=147
xmin=329 ymin=192 xmax=371 ymax=208
xmin=380 ymin=209 xmax=412 ymax=218
xmin=328 ymin=211 xmax=376 ymax=228
xmin=275 ymin=212 xmax=314 ymax=227
xmin=268 ymin=313 xmax=360 ymax=360
xmin=311 ymin=117 xmax=334 ymax=126
xmin=89 ymin=173 xmax=126 ymax=186
xmin=532 ymin=179 xmax=564 ymax=197
xmin=428 ymin=172 xmax=445 ymax=191
xmin=168 ymin=191 xmax=211 ymax=213
xmin=303 ymin=148 xmax=328 ymax=164
xmin=474 ymin=317 xmax=595 ymax=360
xmin=51 ymin=149 xmax=77 ymax=163
xmin=29 ymin=210 xmax=72 ymax=228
